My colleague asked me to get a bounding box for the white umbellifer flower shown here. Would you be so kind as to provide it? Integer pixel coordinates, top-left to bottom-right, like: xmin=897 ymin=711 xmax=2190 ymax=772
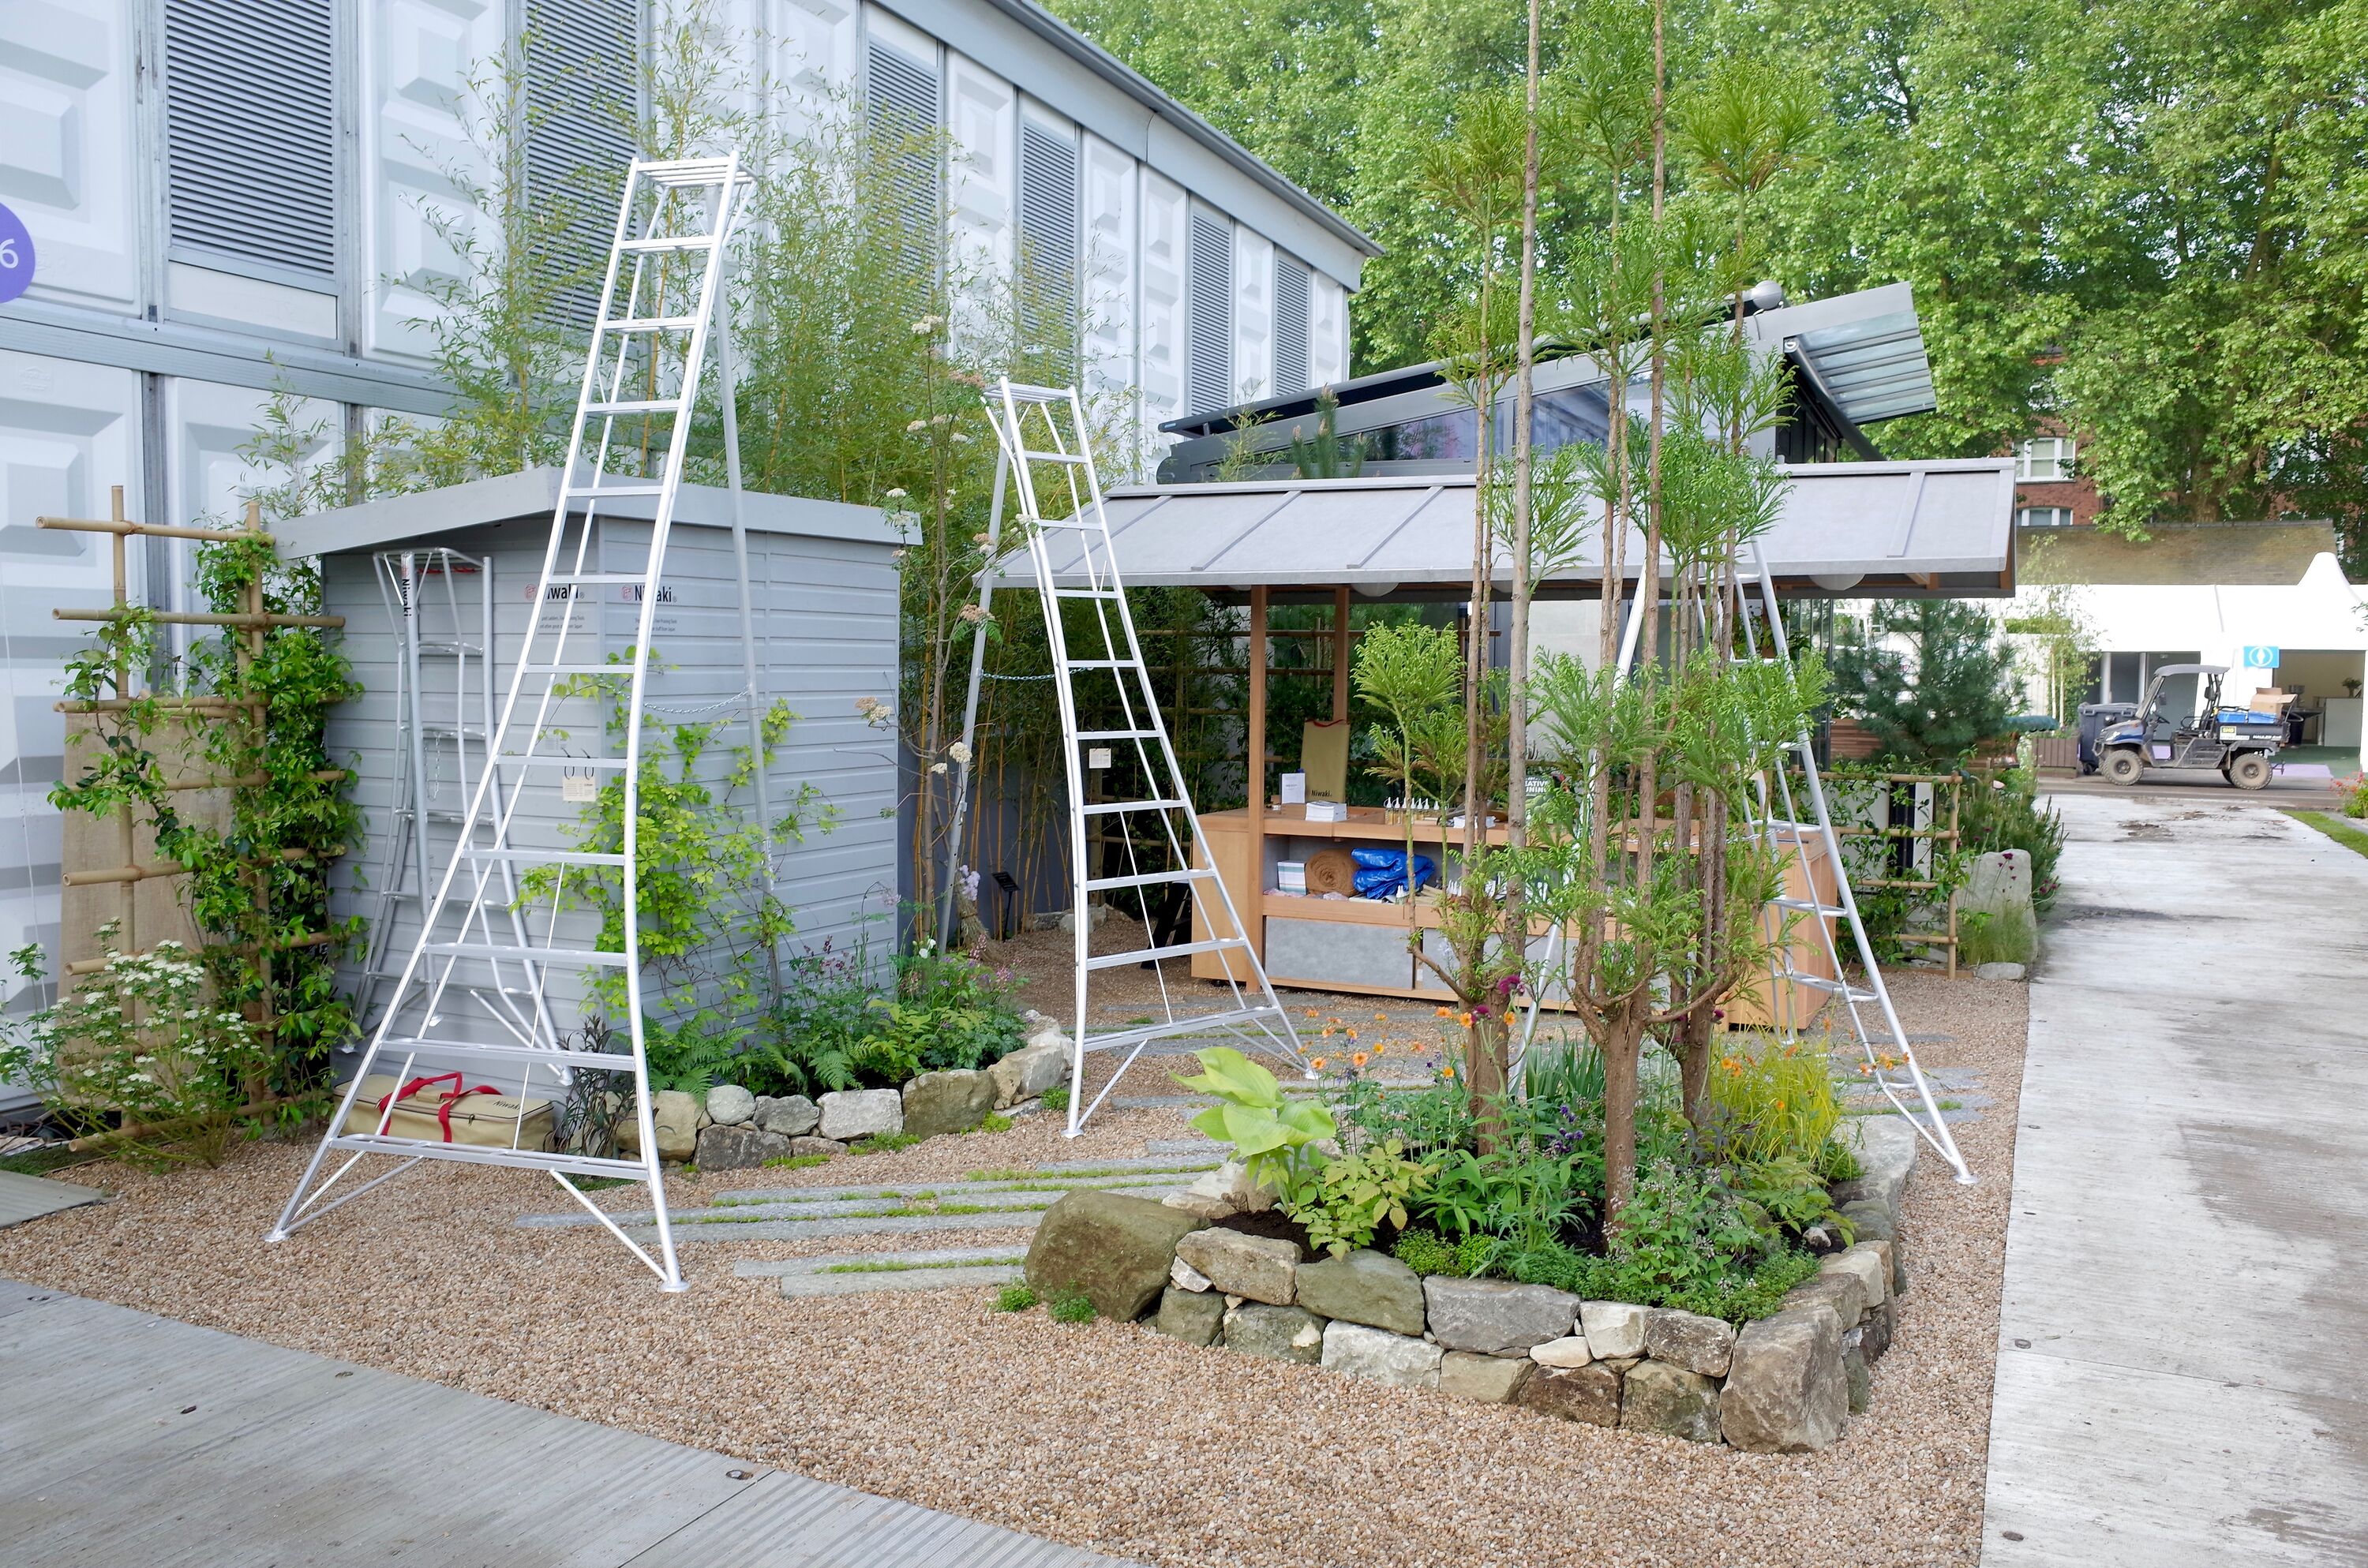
xmin=907 ymin=419 xmax=927 ymax=432
xmin=885 ymin=487 xmax=908 ymax=500
xmin=948 ymin=740 xmax=972 ymax=765
xmin=950 ymin=432 xmax=970 ymax=444
xmin=929 ymin=761 xmax=948 ymax=774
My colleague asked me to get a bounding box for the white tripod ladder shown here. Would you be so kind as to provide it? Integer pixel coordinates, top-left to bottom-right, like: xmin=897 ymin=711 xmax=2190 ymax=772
xmin=270 ymin=155 xmax=757 ymax=1286
xmin=954 ymin=380 xmax=1306 ymax=1135
xmin=1737 ymin=544 xmax=1975 ymax=1184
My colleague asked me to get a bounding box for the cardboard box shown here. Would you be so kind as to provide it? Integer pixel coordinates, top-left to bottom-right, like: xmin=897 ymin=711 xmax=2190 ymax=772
xmin=2249 ymin=688 xmax=2295 ymax=714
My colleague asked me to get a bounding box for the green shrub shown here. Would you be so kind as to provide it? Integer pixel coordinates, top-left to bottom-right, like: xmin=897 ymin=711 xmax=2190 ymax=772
xmin=1704 ymin=1036 xmax=1842 ymax=1165
xmin=994 ymin=1284 xmax=1037 ymax=1312
xmin=849 ymin=1132 xmax=920 ymax=1156
xmin=975 ymin=1112 xmax=1013 ymax=1134
xmin=1041 ymin=1083 xmax=1070 ymax=1113
xmin=1962 ymin=766 xmax=2067 ymax=909
xmin=1283 ymin=1140 xmax=1437 ymax=1257
xmin=1813 ymin=1136 xmax=1862 ymax=1184
xmin=1392 ymin=1228 xmax=1460 ymax=1275
xmin=760 ymin=1153 xmax=833 ymax=1170
xmin=1958 ymin=901 xmax=2037 ymax=966
xmin=2342 ymin=773 xmax=2368 ymax=820
xmin=1178 ymin=1046 xmax=1336 ymax=1192
xmin=1047 ymin=1289 xmax=1096 ymax=1324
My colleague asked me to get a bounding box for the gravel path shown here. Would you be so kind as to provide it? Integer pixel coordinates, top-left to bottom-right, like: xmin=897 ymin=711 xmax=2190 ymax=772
xmin=0 ymin=970 xmax=2025 ymax=1568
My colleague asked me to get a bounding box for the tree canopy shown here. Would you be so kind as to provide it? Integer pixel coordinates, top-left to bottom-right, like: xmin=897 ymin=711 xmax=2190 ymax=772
xmin=1044 ymin=0 xmax=2368 ymax=550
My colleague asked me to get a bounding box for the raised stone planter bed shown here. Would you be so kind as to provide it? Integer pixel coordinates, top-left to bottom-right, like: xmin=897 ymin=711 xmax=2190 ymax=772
xmin=1021 ymin=1115 xmax=1922 ymax=1454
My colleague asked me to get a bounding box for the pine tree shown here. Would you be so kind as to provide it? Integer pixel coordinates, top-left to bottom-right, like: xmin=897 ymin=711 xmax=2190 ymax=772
xmin=1830 ymin=601 xmax=2019 ymax=764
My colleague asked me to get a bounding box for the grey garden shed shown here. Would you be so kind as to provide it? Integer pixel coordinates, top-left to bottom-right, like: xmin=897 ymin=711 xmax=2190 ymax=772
xmin=276 ymin=468 xmax=900 ymax=1069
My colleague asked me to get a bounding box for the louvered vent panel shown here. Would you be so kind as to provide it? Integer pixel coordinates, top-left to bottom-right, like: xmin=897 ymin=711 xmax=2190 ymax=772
xmin=1272 ymin=253 xmax=1311 ymax=395
xmin=526 ymin=0 xmax=639 ymax=327
xmin=1187 ymin=211 xmax=1233 ymax=415
xmin=163 ymin=0 xmax=337 ymax=278
xmin=867 ymin=39 xmax=942 ymax=284
xmin=1018 ymin=121 xmax=1078 ymax=373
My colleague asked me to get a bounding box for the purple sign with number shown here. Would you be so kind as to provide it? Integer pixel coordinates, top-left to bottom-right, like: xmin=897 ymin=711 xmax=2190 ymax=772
xmin=0 ymin=204 xmax=33 ymax=305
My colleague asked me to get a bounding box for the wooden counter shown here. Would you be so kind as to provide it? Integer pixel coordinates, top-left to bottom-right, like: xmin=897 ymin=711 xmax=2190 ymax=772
xmin=1190 ymin=803 xmax=1840 ymax=1027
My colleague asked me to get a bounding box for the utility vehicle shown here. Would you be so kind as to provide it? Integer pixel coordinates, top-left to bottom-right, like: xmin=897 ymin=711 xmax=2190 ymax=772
xmin=2096 ymin=663 xmax=2281 ymax=790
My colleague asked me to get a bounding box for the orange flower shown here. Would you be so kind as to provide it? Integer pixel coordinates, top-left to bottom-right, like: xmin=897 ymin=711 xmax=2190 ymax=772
xmin=1310 ymin=1056 xmax=1328 ymax=1071
xmin=1441 ymin=1065 xmax=1457 ymax=1079
xmin=1352 ymin=1051 xmax=1369 ymax=1068
xmin=1433 ymin=1006 xmax=1453 ymax=1018
xmin=1346 ymin=1029 xmax=1359 ymax=1041
xmin=1302 ymin=1009 xmax=1321 ymax=1020
xmin=1373 ymin=1012 xmax=1388 ymax=1023
xmin=1456 ymin=1012 xmax=1473 ymax=1027
xmin=1371 ymin=1042 xmax=1388 ymax=1057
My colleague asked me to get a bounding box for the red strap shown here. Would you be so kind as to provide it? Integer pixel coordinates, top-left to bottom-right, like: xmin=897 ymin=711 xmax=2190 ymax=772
xmin=377 ymin=1072 xmax=499 ymax=1142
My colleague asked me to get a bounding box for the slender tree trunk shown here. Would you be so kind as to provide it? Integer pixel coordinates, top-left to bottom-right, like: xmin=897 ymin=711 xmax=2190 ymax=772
xmin=1504 ymin=0 xmax=1545 ymax=1098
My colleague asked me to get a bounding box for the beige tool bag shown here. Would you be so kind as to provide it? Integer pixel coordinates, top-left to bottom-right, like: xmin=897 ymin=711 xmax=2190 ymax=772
xmin=341 ymin=1072 xmax=556 ymax=1151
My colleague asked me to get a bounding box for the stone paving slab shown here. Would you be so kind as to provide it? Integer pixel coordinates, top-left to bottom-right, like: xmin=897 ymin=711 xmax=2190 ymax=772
xmin=0 ymin=1169 xmax=106 ymax=1230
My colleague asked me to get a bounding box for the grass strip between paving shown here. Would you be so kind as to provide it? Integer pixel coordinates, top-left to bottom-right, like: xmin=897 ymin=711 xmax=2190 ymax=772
xmin=2285 ymin=808 xmax=2368 ymax=860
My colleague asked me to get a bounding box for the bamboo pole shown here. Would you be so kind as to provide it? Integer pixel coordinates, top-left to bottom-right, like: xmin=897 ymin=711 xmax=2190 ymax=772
xmin=1331 ymin=585 xmax=1352 ymax=723
xmin=1246 ymin=587 xmax=1268 ymax=964
xmin=54 ymin=608 xmax=343 ymax=629
xmin=36 ymin=515 xmax=269 ymax=543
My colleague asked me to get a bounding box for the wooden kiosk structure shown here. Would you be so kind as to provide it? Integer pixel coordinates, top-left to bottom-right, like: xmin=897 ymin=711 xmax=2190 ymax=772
xmin=988 ymin=458 xmax=2018 ymax=1025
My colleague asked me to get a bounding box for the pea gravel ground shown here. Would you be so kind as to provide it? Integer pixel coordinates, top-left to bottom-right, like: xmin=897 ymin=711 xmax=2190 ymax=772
xmin=0 ymin=970 xmax=2025 ymax=1568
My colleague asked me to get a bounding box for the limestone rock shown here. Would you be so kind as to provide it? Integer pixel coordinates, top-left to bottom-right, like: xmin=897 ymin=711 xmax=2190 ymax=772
xmin=789 ymin=1136 xmax=845 ymax=1158
xmin=1174 ymin=1229 xmax=1299 ymax=1305
xmin=1823 ymin=1243 xmax=1889 ymax=1312
xmin=1620 ymin=1359 xmax=1722 ymax=1444
xmin=1321 ymin=1321 xmax=1443 ymax=1389
xmin=1024 ymin=1191 xmax=1205 ymax=1321
xmin=1423 ymin=1278 xmax=1579 ymax=1356
xmin=1843 ymin=1342 xmax=1872 ymax=1414
xmin=1975 ymin=961 xmax=2027 ymax=982
xmin=1295 ymin=1248 xmax=1426 ymax=1336
xmin=693 ymin=1123 xmax=789 ymax=1172
xmin=1519 ymin=1361 xmax=1621 ymax=1428
xmin=1835 ymin=1116 xmax=1917 ymax=1231
xmin=615 ymin=1090 xmax=703 ymax=1162
xmin=1859 ymin=1298 xmax=1896 ymax=1363
xmin=1967 ymin=848 xmax=2033 ymax=909
xmin=1163 ymin=1160 xmax=1278 ymax=1222
xmin=1171 ymin=1256 xmax=1213 ymax=1293
xmin=1527 ymin=1335 xmax=1594 ymax=1369
xmin=1223 ymin=1302 xmax=1325 ymax=1364
xmin=1441 ymin=1350 xmax=1532 ymax=1404
xmin=705 ymin=1083 xmax=756 ymax=1126
xmin=901 ymin=1068 xmax=995 ymax=1138
xmin=1722 ymin=1307 xmax=1849 ymax=1453
xmin=817 ymin=1088 xmax=902 ymax=1142
xmin=1839 ymin=1199 xmax=1909 ymax=1299
xmin=1785 ymin=1270 xmax=1867 ymax=1330
xmin=754 ymin=1095 xmax=819 ymax=1137
xmin=1643 ymin=1308 xmax=1737 ymax=1377
xmin=1155 ymin=1286 xmax=1225 ymax=1346
xmin=989 ymin=1038 xmax=1068 ymax=1108
xmin=1577 ymin=1300 xmax=1648 ymax=1359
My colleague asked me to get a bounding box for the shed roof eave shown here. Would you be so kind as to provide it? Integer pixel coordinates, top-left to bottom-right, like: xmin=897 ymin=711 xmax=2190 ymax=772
xmin=273 ymin=468 xmax=897 ymax=559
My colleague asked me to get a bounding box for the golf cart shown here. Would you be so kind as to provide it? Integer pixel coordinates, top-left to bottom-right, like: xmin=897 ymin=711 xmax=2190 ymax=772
xmin=2096 ymin=663 xmax=2282 ymax=790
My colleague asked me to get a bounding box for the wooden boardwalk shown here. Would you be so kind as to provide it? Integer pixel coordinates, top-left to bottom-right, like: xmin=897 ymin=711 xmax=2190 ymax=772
xmin=1 ymin=1278 xmax=1141 ymax=1567
xmin=1984 ymin=794 xmax=2368 ymax=1565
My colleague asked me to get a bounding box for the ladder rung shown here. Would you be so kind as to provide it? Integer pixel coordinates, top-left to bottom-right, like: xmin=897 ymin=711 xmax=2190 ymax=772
xmin=1761 ymin=820 xmax=1823 ymax=836
xmin=1077 ymin=729 xmax=1160 ymax=742
xmin=1081 ymin=799 xmax=1185 ymax=816
xmin=1080 ymin=1004 xmax=1290 ymax=1053
xmin=320 ymin=1136 xmax=650 ymax=1181
xmin=421 ymin=724 xmax=485 ymax=739
xmin=1772 ymin=896 xmax=1848 ymax=916
xmin=422 ymin=942 xmax=629 ymax=968
xmin=1064 ymin=659 xmax=1137 ymax=671
xmin=1084 ymin=937 xmax=1246 ymax=971
xmin=523 ymin=664 xmax=630 ymax=679
xmin=492 ymin=755 xmax=631 ymax=772
xmin=1054 ymin=588 xmax=1123 ymax=601
xmin=417 ymin=642 xmax=482 ymax=656
xmin=602 ymin=315 xmax=701 ymax=332
xmin=561 ymin=482 xmax=668 ymax=499
xmin=1784 ymin=971 xmax=1877 ymax=1002
xmin=461 ymin=847 xmax=628 ymax=866
xmin=1020 ymin=451 xmax=1092 ymax=466
xmin=617 ymin=235 xmax=716 ymax=253
xmin=375 ymin=1038 xmax=639 ymax=1072
xmin=1083 ymin=867 xmax=1213 ymax=893
xmin=999 ymin=382 xmax=1073 ymax=403
xmin=586 ymin=399 xmax=684 ymax=417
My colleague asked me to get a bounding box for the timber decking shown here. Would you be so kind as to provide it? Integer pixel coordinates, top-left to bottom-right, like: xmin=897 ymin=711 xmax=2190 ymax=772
xmin=0 ymin=1281 xmax=1141 ymax=1567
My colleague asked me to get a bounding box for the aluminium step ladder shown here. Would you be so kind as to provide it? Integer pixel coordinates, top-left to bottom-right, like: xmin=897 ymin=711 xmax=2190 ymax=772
xmin=949 ymin=380 xmax=1306 ymax=1135
xmin=1734 ymin=544 xmax=1975 ymax=1184
xmin=270 ymin=155 xmax=758 ymax=1288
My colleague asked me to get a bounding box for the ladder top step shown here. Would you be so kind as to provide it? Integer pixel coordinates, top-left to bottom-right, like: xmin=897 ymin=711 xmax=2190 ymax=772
xmin=601 ymin=315 xmax=702 ymax=332
xmin=561 ymin=482 xmax=669 ymax=499
xmin=999 ymin=382 xmax=1075 ymax=403
xmin=1081 ymin=798 xmax=1185 ymax=816
xmin=1085 ymin=937 xmax=1246 ymax=971
xmin=1076 ymin=728 xmax=1161 ymax=742
xmin=1064 ymin=659 xmax=1136 ymax=670
xmin=617 ymin=235 xmax=718 ymax=253
xmin=586 ymin=399 xmax=684 ymax=417
xmin=1771 ymin=896 xmax=1848 ymax=916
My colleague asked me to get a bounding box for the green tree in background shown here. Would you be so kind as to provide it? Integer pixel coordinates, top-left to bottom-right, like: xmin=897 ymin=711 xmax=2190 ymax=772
xmin=1829 ymin=601 xmax=2021 ymax=765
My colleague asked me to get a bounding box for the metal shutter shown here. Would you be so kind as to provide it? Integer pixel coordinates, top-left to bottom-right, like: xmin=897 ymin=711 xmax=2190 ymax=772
xmin=1017 ymin=119 xmax=1077 ymax=370
xmin=163 ymin=0 xmax=337 ymax=279
xmin=867 ymin=37 xmax=942 ymax=284
xmin=1188 ymin=211 xmax=1233 ymax=415
xmin=1272 ymin=253 xmax=1311 ymax=395
xmin=526 ymin=0 xmax=639 ymax=327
